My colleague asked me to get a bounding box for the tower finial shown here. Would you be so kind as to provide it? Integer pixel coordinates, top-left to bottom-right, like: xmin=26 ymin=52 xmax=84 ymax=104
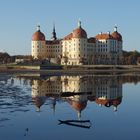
xmin=114 ymin=24 xmax=118 ymax=32
xmin=53 ymin=22 xmax=55 ymax=31
xmin=51 ymin=22 xmax=57 ymax=40
xmin=78 ymin=19 xmax=81 ymax=28
xmin=37 ymin=24 xmax=40 ymax=31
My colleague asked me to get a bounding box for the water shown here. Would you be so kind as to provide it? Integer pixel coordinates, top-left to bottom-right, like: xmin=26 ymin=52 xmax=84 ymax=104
xmin=0 ymin=74 xmax=140 ymax=140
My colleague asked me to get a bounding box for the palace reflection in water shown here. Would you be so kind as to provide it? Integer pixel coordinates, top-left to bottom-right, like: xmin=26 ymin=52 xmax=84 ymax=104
xmin=1 ymin=74 xmax=140 ymax=140
xmin=31 ymin=75 xmax=122 ymax=120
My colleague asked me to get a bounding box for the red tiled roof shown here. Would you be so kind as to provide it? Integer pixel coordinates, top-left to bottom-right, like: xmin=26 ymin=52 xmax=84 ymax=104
xmin=32 ymin=30 xmax=45 ymax=41
xmin=111 ymin=31 xmax=122 ymax=41
xmin=63 ymin=33 xmax=73 ymax=40
xmin=95 ymin=33 xmax=113 ymax=40
xmin=95 ymin=31 xmax=122 ymax=41
xmin=63 ymin=27 xmax=87 ymax=40
xmin=72 ymin=27 xmax=87 ymax=38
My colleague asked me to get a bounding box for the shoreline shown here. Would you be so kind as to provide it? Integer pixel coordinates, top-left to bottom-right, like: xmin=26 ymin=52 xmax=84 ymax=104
xmin=0 ymin=66 xmax=140 ymax=76
xmin=0 ymin=65 xmax=140 ymax=75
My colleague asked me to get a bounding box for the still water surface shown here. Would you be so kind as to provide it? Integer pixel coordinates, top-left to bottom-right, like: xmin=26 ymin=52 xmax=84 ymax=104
xmin=0 ymin=74 xmax=140 ymax=140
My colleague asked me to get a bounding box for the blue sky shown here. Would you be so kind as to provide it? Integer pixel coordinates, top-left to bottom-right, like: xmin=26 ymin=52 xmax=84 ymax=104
xmin=0 ymin=0 xmax=140 ymax=55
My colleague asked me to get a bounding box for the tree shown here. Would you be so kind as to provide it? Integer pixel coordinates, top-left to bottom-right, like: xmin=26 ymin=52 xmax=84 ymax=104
xmin=0 ymin=52 xmax=11 ymax=63
xmin=123 ymin=50 xmax=140 ymax=65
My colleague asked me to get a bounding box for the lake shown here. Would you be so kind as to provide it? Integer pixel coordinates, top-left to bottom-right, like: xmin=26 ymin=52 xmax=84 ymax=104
xmin=0 ymin=73 xmax=140 ymax=140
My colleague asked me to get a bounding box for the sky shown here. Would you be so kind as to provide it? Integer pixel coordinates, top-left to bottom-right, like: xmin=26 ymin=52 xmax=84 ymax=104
xmin=0 ymin=0 xmax=140 ymax=55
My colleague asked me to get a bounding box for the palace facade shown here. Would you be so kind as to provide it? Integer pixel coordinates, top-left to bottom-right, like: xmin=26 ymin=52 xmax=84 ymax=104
xmin=31 ymin=21 xmax=123 ymax=65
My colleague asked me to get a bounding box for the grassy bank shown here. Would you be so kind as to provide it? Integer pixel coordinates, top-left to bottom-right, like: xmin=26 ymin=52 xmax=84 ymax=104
xmin=0 ymin=64 xmax=140 ymax=75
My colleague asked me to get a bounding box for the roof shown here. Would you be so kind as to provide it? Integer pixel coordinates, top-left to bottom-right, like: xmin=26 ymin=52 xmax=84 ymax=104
xmin=72 ymin=27 xmax=87 ymax=38
xmin=88 ymin=37 xmax=96 ymax=43
xmin=63 ymin=33 xmax=73 ymax=40
xmin=95 ymin=31 xmax=122 ymax=41
xmin=111 ymin=31 xmax=122 ymax=41
xmin=32 ymin=30 xmax=45 ymax=41
xmin=46 ymin=40 xmax=61 ymax=45
xmin=63 ymin=26 xmax=87 ymax=40
xmin=95 ymin=33 xmax=113 ymax=40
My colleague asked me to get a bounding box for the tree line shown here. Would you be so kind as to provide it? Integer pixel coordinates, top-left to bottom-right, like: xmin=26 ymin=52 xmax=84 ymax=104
xmin=122 ymin=50 xmax=140 ymax=65
xmin=0 ymin=52 xmax=32 ymax=64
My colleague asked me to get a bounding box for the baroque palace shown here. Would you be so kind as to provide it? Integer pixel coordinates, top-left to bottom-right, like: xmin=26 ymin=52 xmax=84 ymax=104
xmin=31 ymin=21 xmax=123 ymax=65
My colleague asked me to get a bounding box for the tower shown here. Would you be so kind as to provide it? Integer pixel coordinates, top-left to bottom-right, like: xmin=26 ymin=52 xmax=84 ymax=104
xmin=31 ymin=25 xmax=46 ymax=59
